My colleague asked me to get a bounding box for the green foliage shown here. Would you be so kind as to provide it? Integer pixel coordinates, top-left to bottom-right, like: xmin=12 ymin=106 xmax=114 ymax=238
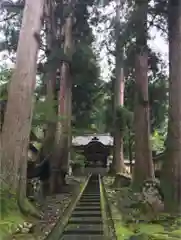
xmin=71 ymin=150 xmax=86 ymax=167
xmin=72 ymin=43 xmax=101 ymax=130
xmin=40 ymin=47 xmax=72 ymax=74
xmin=73 ymin=0 xmax=95 ymax=43
xmin=0 ymin=67 xmax=12 ymax=82
xmin=68 ymin=0 xmax=105 ymax=132
xmin=32 ymin=98 xmax=65 ymax=127
xmin=99 ymin=0 xmax=168 ymax=138
xmin=0 ymin=184 xmax=38 ymax=238
xmin=73 ymin=157 xmax=85 ymax=167
xmin=116 ymin=106 xmax=133 ymax=132
xmin=151 ymin=130 xmax=165 ymax=154
xmin=105 ymin=179 xmax=181 ymax=240
xmin=0 ymin=0 xmax=103 ymax=135
xmin=149 ymin=73 xmax=168 ymax=131
xmin=0 ymin=6 xmax=22 ymax=53
xmin=0 ymin=213 xmax=24 ymax=239
xmin=0 ymin=82 xmax=8 ymax=101
xmin=0 ymin=67 xmax=12 ymax=100
xmin=0 ymin=185 xmax=17 ymax=218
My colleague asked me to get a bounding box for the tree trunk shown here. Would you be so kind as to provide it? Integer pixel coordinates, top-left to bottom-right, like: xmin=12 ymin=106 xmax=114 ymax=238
xmin=40 ymin=0 xmax=57 ymax=161
xmin=0 ymin=100 xmax=6 ymax=131
xmin=161 ymin=0 xmax=181 ymax=213
xmin=39 ymin=73 xmax=57 ymax=196
xmin=50 ymin=12 xmax=73 ymax=193
xmin=132 ymin=0 xmax=154 ymax=191
xmin=38 ymin=72 xmax=57 ymax=159
xmin=0 ymin=0 xmax=44 ymax=197
xmin=59 ymin=14 xmax=73 ymax=176
xmin=112 ymin=0 xmax=125 ymax=173
xmin=113 ymin=69 xmax=125 ymax=173
xmin=67 ymin=67 xmax=72 ymax=174
xmin=50 ymin=64 xmax=69 ymax=193
xmin=128 ymin=129 xmax=133 ymax=174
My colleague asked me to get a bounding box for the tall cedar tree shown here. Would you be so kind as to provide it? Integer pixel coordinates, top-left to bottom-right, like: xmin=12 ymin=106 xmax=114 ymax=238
xmin=0 ymin=0 xmax=45 ymax=198
xmin=112 ymin=0 xmax=125 ymax=173
xmin=161 ymin=0 xmax=181 ymax=213
xmin=132 ymin=0 xmax=154 ymax=191
xmin=50 ymin=4 xmax=73 ymax=193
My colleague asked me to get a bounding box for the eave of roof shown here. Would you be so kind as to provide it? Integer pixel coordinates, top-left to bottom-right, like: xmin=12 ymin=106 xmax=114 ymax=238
xmin=72 ymin=134 xmax=113 ymax=146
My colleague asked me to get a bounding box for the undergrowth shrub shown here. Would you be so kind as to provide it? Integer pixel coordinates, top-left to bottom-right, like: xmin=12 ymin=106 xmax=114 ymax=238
xmin=0 ymin=187 xmax=17 ymax=218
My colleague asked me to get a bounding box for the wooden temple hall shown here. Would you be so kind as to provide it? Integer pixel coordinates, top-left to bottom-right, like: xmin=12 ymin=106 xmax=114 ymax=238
xmin=72 ymin=134 xmax=113 ymax=168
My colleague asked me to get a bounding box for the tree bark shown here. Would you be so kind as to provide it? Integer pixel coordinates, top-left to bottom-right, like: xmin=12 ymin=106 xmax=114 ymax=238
xmin=112 ymin=0 xmax=125 ymax=174
xmin=132 ymin=0 xmax=154 ymax=191
xmin=39 ymin=72 xmax=57 ymax=196
xmin=40 ymin=0 xmax=57 ymax=161
xmin=113 ymin=69 xmax=125 ymax=173
xmin=67 ymin=65 xmax=72 ymax=175
xmin=128 ymin=129 xmax=133 ymax=174
xmin=161 ymin=0 xmax=181 ymax=213
xmin=0 ymin=0 xmax=44 ymax=196
xmin=43 ymin=0 xmax=62 ymax=194
xmin=133 ymin=53 xmax=154 ymax=189
xmin=50 ymin=10 xmax=73 ymax=193
xmin=59 ymin=14 xmax=73 ymax=177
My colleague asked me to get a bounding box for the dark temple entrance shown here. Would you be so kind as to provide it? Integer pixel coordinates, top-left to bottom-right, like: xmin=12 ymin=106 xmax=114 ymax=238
xmin=84 ymin=137 xmax=110 ymax=167
xmin=72 ymin=134 xmax=113 ymax=169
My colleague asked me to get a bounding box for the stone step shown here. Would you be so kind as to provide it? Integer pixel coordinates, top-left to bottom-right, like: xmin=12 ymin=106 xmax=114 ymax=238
xmin=68 ymin=219 xmax=102 ymax=224
xmin=65 ymin=224 xmax=103 ymax=232
xmin=81 ymin=195 xmax=100 ymax=197
xmin=78 ymin=199 xmax=100 ymax=202
xmin=83 ymin=192 xmax=99 ymax=194
xmin=61 ymin=235 xmax=104 ymax=240
xmin=73 ymin=209 xmax=101 ymax=212
xmin=82 ymin=195 xmax=99 ymax=197
xmin=81 ymin=195 xmax=100 ymax=198
xmin=79 ymin=199 xmax=100 ymax=202
xmin=74 ymin=207 xmax=101 ymax=211
xmin=77 ymin=203 xmax=100 ymax=207
xmin=78 ymin=202 xmax=100 ymax=205
xmin=81 ymin=194 xmax=100 ymax=198
xmin=83 ymin=185 xmax=98 ymax=187
xmin=71 ymin=212 xmax=102 ymax=218
xmin=83 ymin=191 xmax=99 ymax=194
xmin=70 ymin=216 xmax=102 ymax=222
xmin=80 ymin=198 xmax=100 ymax=202
xmin=82 ymin=193 xmax=100 ymax=195
xmin=73 ymin=209 xmax=101 ymax=213
xmin=84 ymin=187 xmax=99 ymax=189
xmin=80 ymin=196 xmax=100 ymax=199
xmin=63 ymin=229 xmax=103 ymax=235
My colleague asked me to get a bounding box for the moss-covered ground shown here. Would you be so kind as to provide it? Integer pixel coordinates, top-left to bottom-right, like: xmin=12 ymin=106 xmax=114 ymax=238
xmin=103 ymin=176 xmax=181 ymax=240
xmin=0 ymin=187 xmax=39 ymax=240
xmin=0 ymin=176 xmax=86 ymax=240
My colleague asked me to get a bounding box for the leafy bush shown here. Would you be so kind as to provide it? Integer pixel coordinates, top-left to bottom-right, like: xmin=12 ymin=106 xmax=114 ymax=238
xmin=71 ymin=150 xmax=86 ymax=168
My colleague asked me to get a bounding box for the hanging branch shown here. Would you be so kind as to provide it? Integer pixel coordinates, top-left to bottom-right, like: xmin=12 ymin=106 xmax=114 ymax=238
xmin=0 ymin=13 xmax=19 ymax=22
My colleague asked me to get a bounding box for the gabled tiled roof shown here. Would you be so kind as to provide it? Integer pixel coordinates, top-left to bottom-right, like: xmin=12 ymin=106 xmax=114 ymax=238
xmin=72 ymin=134 xmax=113 ymax=146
